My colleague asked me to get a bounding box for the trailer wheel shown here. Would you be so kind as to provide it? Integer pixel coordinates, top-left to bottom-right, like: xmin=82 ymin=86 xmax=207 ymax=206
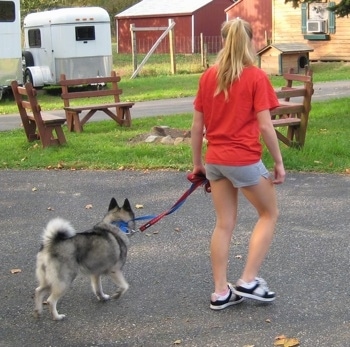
xmin=22 ymin=51 xmax=34 ymax=68
xmin=24 ymin=69 xmax=34 ymax=85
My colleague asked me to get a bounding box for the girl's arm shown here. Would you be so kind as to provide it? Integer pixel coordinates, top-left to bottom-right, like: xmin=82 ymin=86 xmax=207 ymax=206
xmin=257 ymin=109 xmax=286 ymax=184
xmin=191 ymin=109 xmax=206 ymax=175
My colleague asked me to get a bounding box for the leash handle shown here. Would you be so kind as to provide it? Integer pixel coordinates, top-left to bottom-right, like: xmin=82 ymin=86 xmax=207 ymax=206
xmin=187 ymin=172 xmax=211 ymax=193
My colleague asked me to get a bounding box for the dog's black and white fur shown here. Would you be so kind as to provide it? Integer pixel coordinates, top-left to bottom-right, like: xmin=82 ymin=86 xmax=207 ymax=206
xmin=34 ymin=198 xmax=135 ymax=320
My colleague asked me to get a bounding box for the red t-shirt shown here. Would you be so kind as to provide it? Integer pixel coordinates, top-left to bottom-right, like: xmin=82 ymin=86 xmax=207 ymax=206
xmin=194 ymin=65 xmax=279 ymax=165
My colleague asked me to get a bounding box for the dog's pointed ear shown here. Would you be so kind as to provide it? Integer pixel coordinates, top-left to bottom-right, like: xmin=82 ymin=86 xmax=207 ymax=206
xmin=122 ymin=198 xmax=132 ymax=211
xmin=108 ymin=198 xmax=119 ymax=211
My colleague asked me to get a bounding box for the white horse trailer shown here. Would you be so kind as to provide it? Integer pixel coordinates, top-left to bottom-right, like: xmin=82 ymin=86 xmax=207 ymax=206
xmin=0 ymin=0 xmax=22 ymax=100
xmin=22 ymin=7 xmax=112 ymax=88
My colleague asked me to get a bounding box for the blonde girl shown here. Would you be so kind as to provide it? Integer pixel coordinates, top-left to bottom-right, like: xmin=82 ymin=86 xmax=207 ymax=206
xmin=191 ymin=18 xmax=285 ymax=310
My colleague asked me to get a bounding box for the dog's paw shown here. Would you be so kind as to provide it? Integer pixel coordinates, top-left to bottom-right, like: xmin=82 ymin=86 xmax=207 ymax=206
xmin=53 ymin=313 xmax=66 ymax=321
xmin=97 ymin=293 xmax=110 ymax=301
xmin=33 ymin=310 xmax=41 ymax=319
xmin=111 ymin=292 xmax=122 ymax=299
xmin=112 ymin=288 xmax=127 ymax=300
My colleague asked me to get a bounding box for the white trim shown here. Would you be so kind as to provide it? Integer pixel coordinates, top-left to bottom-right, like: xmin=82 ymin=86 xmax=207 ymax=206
xmin=116 ymin=0 xmax=212 ymax=18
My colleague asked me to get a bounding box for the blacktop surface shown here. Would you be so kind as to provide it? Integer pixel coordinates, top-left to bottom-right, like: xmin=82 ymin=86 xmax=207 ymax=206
xmin=0 ymin=81 xmax=350 ymax=347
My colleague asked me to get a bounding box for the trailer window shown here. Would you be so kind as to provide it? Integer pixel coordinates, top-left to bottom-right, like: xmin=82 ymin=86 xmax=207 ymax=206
xmin=28 ymin=29 xmax=41 ymax=48
xmin=75 ymin=26 xmax=95 ymax=41
xmin=0 ymin=1 xmax=15 ymax=22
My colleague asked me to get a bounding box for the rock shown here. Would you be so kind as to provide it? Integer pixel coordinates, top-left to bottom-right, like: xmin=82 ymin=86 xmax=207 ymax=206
xmin=160 ymin=135 xmax=174 ymax=144
xmin=130 ymin=127 xmax=193 ymax=145
xmin=145 ymin=135 xmax=160 ymax=143
xmin=152 ymin=126 xmax=170 ymax=136
xmin=174 ymin=137 xmax=184 ymax=145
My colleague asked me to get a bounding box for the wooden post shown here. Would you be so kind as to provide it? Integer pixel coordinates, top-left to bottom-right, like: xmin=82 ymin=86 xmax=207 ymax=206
xmin=204 ymin=43 xmax=208 ymax=68
xmin=200 ymin=33 xmax=204 ymax=67
xmin=130 ymin=24 xmax=137 ymax=73
xmin=169 ymin=19 xmax=176 ymax=74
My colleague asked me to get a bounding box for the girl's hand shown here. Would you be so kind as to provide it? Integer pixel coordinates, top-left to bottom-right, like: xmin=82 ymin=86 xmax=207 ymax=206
xmin=272 ymin=162 xmax=286 ymax=184
xmin=192 ymin=164 xmax=206 ymax=177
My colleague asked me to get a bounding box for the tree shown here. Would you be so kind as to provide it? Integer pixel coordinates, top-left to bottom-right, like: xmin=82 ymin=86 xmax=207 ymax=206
xmin=21 ymin=0 xmax=140 ymax=17
xmin=284 ymin=0 xmax=350 ymax=17
xmin=20 ymin=0 xmax=140 ymax=35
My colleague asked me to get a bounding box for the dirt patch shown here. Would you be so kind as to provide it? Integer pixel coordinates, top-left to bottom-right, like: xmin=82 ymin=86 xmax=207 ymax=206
xmin=129 ymin=126 xmax=191 ymax=144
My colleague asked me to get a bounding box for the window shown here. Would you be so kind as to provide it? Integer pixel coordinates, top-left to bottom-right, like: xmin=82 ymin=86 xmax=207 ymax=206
xmin=28 ymin=29 xmax=41 ymax=48
xmin=75 ymin=26 xmax=95 ymax=41
xmin=301 ymin=1 xmax=336 ymax=40
xmin=0 ymin=1 xmax=15 ymax=22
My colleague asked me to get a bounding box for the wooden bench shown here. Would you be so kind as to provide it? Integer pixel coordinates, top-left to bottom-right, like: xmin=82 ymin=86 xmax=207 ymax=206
xmin=271 ymin=68 xmax=314 ymax=148
xmin=11 ymin=81 xmax=67 ymax=148
xmin=59 ymin=71 xmax=134 ymax=132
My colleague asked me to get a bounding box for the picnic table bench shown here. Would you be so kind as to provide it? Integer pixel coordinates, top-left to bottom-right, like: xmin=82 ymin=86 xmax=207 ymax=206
xmin=59 ymin=71 xmax=134 ymax=132
xmin=271 ymin=68 xmax=314 ymax=148
xmin=11 ymin=80 xmax=67 ymax=148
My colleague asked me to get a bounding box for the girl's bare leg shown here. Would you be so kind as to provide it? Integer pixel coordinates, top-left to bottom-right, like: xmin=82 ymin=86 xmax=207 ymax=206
xmin=240 ymin=177 xmax=279 ymax=283
xmin=209 ymin=178 xmax=238 ymax=293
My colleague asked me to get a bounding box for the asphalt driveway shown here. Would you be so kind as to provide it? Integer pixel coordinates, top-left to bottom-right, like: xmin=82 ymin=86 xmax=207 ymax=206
xmin=1 ymin=169 xmax=349 ymax=347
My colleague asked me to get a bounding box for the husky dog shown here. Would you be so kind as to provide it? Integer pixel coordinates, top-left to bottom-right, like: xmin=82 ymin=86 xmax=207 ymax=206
xmin=34 ymin=198 xmax=136 ymax=321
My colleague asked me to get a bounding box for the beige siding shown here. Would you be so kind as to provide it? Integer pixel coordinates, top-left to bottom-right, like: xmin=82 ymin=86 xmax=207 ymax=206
xmin=260 ymin=54 xmax=279 ymax=75
xmin=273 ymin=0 xmax=350 ymax=61
xmin=281 ymin=54 xmax=303 ymax=73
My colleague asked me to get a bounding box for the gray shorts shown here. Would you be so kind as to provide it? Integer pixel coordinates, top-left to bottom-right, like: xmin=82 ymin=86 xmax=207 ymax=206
xmin=205 ymin=160 xmax=270 ymax=188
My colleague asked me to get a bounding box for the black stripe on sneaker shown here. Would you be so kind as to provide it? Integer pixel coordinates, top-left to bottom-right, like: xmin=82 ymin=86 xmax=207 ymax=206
xmin=235 ymin=282 xmax=259 ymax=295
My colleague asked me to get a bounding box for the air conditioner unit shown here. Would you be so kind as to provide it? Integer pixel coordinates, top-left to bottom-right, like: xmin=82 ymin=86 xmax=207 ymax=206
xmin=307 ymin=20 xmax=327 ymax=33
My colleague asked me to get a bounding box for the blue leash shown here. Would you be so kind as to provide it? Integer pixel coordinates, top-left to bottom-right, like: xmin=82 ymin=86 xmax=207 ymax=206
xmin=138 ymin=181 xmax=200 ymax=232
xmin=113 ymin=215 xmax=156 ymax=234
xmin=114 ymin=173 xmax=210 ymax=234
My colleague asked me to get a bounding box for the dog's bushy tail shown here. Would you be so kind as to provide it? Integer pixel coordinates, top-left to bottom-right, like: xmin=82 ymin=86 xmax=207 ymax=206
xmin=41 ymin=217 xmax=76 ymax=247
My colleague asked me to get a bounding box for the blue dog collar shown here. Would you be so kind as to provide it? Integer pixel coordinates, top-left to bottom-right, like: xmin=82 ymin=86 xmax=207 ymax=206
xmin=112 ymin=215 xmax=157 ymax=234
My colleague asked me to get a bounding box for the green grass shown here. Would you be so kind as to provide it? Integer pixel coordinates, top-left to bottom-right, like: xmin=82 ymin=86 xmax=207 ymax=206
xmin=1 ymin=59 xmax=350 ymax=114
xmin=262 ymin=98 xmax=350 ymax=173
xmin=0 ymin=114 xmax=193 ymax=170
xmin=1 ymin=57 xmax=350 ymax=173
xmin=0 ymin=74 xmax=199 ymax=114
xmin=1 ymin=98 xmax=349 ymax=173
xmin=113 ymin=52 xmax=210 ymax=76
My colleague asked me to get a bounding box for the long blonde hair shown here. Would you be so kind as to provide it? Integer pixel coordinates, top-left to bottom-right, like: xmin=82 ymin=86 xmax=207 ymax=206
xmin=215 ymin=18 xmax=256 ymax=99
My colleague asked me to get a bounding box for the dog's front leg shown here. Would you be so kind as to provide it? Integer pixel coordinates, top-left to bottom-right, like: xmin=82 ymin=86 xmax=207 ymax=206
xmin=109 ymin=269 xmax=129 ymax=299
xmin=90 ymin=275 xmax=110 ymax=301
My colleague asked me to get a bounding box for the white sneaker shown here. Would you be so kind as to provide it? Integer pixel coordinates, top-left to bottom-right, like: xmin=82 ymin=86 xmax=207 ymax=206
xmin=233 ymin=277 xmax=275 ymax=302
xmin=210 ymin=283 xmax=245 ymax=310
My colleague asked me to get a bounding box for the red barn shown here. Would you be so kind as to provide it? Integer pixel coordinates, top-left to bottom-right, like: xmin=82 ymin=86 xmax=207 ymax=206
xmin=225 ymin=0 xmax=272 ymax=52
xmin=115 ymin=0 xmax=233 ymax=54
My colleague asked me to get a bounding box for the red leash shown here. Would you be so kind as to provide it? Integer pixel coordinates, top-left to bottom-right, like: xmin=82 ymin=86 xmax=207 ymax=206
xmin=187 ymin=172 xmax=211 ymax=193
xmin=139 ymin=173 xmax=210 ymax=232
